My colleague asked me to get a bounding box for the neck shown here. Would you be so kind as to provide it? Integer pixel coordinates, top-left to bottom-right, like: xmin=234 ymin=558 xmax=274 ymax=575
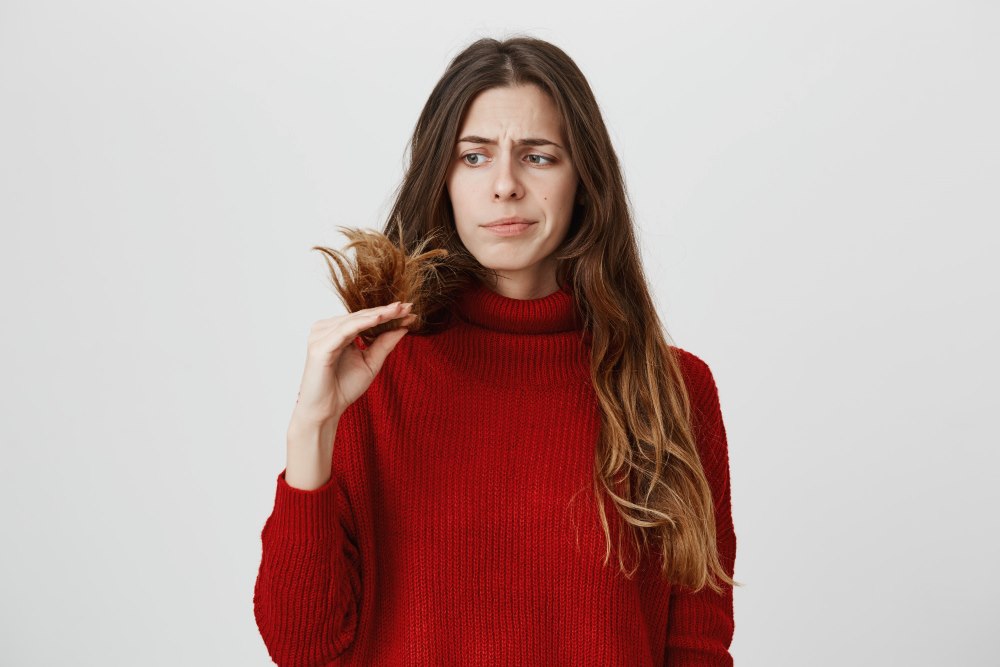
xmin=482 ymin=260 xmax=560 ymax=300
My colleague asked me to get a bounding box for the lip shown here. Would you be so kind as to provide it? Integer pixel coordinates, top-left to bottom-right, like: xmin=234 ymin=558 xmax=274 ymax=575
xmin=481 ymin=216 xmax=535 ymax=227
xmin=481 ymin=218 xmax=536 ymax=237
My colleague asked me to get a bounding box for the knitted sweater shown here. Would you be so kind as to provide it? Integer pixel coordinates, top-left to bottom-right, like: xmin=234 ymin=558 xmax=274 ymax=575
xmin=253 ymin=281 xmax=736 ymax=666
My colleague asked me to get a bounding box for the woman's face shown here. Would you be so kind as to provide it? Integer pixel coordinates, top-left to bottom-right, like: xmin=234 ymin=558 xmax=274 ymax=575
xmin=445 ymin=84 xmax=580 ymax=298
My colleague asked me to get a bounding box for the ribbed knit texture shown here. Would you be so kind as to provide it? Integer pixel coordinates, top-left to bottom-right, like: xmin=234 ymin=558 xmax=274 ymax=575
xmin=253 ymin=281 xmax=736 ymax=666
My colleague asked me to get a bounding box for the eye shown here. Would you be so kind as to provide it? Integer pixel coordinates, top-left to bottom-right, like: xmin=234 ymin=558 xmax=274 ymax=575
xmin=462 ymin=152 xmax=489 ymax=166
xmin=461 ymin=152 xmax=557 ymax=167
xmin=527 ymin=154 xmax=555 ymax=166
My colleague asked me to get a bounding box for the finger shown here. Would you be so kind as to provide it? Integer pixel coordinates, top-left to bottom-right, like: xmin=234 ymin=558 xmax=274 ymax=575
xmin=311 ymin=302 xmax=410 ymax=343
xmin=360 ymin=326 xmax=410 ymax=375
xmin=311 ymin=301 xmax=411 ymax=335
xmin=316 ymin=305 xmax=411 ymax=353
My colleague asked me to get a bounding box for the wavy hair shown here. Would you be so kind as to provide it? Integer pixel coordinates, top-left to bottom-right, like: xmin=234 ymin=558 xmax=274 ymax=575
xmin=313 ymin=35 xmax=738 ymax=594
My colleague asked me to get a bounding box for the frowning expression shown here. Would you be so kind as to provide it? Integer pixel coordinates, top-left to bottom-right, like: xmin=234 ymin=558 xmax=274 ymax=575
xmin=445 ymin=84 xmax=580 ymax=293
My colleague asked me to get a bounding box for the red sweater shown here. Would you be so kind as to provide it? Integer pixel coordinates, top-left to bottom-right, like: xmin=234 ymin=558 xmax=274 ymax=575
xmin=254 ymin=281 xmax=736 ymax=666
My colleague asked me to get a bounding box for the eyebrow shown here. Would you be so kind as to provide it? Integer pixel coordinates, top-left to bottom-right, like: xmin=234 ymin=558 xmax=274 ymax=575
xmin=457 ymin=134 xmax=564 ymax=150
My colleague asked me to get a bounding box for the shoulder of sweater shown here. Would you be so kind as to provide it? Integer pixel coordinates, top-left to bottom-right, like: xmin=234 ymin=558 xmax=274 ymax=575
xmin=670 ymin=345 xmax=715 ymax=386
xmin=669 ymin=345 xmax=722 ymax=412
xmin=669 ymin=346 xmax=732 ymax=485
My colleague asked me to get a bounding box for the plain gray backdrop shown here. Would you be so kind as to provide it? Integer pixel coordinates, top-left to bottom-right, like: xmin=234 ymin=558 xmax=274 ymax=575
xmin=2 ymin=1 xmax=997 ymax=665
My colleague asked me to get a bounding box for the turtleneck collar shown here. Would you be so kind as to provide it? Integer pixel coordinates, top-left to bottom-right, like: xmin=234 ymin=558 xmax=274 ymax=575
xmin=418 ymin=279 xmax=590 ymax=386
xmin=452 ymin=280 xmax=583 ymax=334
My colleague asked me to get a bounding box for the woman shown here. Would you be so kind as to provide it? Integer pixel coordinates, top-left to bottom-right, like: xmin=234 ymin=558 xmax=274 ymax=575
xmin=254 ymin=35 xmax=738 ymax=666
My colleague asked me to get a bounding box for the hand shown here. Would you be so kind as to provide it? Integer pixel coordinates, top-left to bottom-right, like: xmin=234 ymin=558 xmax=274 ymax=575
xmin=291 ymin=301 xmax=416 ymax=427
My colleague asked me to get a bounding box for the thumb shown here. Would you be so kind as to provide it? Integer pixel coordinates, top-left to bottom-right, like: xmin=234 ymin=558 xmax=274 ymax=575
xmin=362 ymin=326 xmax=409 ymax=374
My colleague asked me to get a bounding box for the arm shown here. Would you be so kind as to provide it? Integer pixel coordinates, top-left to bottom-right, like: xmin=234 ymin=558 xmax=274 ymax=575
xmin=253 ymin=406 xmax=366 ymax=666
xmin=665 ymin=353 xmax=737 ymax=666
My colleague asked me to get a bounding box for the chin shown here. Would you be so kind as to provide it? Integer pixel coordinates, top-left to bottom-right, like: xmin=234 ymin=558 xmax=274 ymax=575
xmin=469 ymin=250 xmax=529 ymax=272
xmin=479 ymin=262 xmax=529 ymax=274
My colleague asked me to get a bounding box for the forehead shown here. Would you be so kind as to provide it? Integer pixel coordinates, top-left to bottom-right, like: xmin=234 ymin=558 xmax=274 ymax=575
xmin=457 ymin=84 xmax=565 ymax=140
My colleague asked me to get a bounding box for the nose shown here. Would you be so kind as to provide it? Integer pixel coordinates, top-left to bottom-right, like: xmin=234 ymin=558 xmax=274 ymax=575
xmin=492 ymin=151 xmax=523 ymax=201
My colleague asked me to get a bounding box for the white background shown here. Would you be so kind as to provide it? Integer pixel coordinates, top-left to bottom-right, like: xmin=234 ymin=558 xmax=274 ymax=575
xmin=2 ymin=1 xmax=997 ymax=665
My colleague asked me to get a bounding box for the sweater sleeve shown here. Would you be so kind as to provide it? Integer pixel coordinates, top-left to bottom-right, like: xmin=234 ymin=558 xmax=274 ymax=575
xmin=665 ymin=352 xmax=737 ymax=667
xmin=252 ymin=405 xmax=366 ymax=666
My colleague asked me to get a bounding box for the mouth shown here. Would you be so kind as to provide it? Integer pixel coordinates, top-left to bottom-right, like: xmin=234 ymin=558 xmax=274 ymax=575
xmin=481 ymin=219 xmax=537 ymax=236
xmin=481 ymin=216 xmax=536 ymax=228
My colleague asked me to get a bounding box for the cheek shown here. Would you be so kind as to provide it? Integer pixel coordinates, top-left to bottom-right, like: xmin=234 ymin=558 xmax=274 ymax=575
xmin=447 ymin=173 xmax=474 ymax=208
xmin=547 ymin=172 xmax=577 ymax=202
xmin=445 ymin=175 xmax=466 ymax=216
xmin=448 ymin=192 xmax=478 ymax=240
xmin=545 ymin=179 xmax=578 ymax=217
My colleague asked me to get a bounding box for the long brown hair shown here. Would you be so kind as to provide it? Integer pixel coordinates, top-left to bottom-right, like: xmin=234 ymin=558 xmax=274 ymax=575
xmin=314 ymin=35 xmax=738 ymax=594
